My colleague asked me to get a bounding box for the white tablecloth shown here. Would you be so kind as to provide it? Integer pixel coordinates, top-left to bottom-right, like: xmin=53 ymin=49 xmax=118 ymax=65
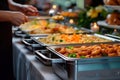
xmin=12 ymin=37 xmax=61 ymax=80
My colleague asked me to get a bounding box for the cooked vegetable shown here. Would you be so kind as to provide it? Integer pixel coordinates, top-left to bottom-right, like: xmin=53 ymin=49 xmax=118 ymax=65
xmin=66 ymin=46 xmax=74 ymax=49
xmin=39 ymin=34 xmax=111 ymax=45
xmin=80 ymin=56 xmax=85 ymax=59
xmin=68 ymin=53 xmax=77 ymax=58
xmin=56 ymin=44 xmax=120 ymax=58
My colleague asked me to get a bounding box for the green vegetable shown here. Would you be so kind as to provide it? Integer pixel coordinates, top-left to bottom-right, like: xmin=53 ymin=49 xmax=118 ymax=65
xmin=59 ymin=39 xmax=63 ymax=42
xmin=80 ymin=56 xmax=85 ymax=58
xmin=66 ymin=46 xmax=73 ymax=49
xmin=68 ymin=53 xmax=77 ymax=58
xmin=102 ymin=53 xmax=108 ymax=57
xmin=52 ymin=37 xmax=55 ymax=41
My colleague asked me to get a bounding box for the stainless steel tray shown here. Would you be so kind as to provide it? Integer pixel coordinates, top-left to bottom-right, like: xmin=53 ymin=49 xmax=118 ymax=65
xmin=19 ymin=20 xmax=92 ymax=37
xmin=47 ymin=42 xmax=120 ymax=61
xmin=97 ymin=20 xmax=120 ymax=29
xmin=14 ymin=28 xmax=49 ymax=37
xmin=46 ymin=43 xmax=120 ymax=80
xmin=31 ymin=33 xmax=120 ymax=47
xmin=16 ymin=28 xmax=92 ymax=38
xmin=105 ymin=34 xmax=120 ymax=40
xmin=21 ymin=29 xmax=92 ymax=37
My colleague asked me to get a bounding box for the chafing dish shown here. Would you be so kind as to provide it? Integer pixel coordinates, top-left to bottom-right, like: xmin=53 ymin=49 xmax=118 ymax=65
xmin=31 ymin=33 xmax=120 ymax=47
xmin=14 ymin=28 xmax=91 ymax=38
xmin=15 ymin=29 xmax=91 ymax=38
xmin=18 ymin=18 xmax=92 ymax=37
xmin=14 ymin=28 xmax=49 ymax=38
xmin=46 ymin=43 xmax=120 ymax=80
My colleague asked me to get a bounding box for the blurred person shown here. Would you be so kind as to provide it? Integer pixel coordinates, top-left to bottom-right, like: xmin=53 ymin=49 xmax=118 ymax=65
xmin=8 ymin=0 xmax=39 ymax=16
xmin=0 ymin=0 xmax=38 ymax=80
xmin=11 ymin=0 xmax=27 ymax=4
xmin=0 ymin=11 xmax=27 ymax=80
xmin=85 ymin=0 xmax=104 ymax=7
xmin=34 ymin=0 xmax=52 ymax=11
xmin=25 ymin=0 xmax=37 ymax=5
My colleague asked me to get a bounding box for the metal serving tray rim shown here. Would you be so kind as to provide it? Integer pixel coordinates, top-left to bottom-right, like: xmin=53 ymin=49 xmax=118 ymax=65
xmin=20 ymin=28 xmax=92 ymax=37
xmin=17 ymin=28 xmax=50 ymax=37
xmin=25 ymin=31 xmax=92 ymax=37
xmin=105 ymin=34 xmax=120 ymax=39
xmin=28 ymin=16 xmax=51 ymax=20
xmin=28 ymin=31 xmax=92 ymax=37
xmin=31 ymin=33 xmax=120 ymax=47
xmin=19 ymin=29 xmax=91 ymax=37
xmin=46 ymin=42 xmax=120 ymax=61
xmin=27 ymin=33 xmax=49 ymax=37
xmin=19 ymin=22 xmax=92 ymax=37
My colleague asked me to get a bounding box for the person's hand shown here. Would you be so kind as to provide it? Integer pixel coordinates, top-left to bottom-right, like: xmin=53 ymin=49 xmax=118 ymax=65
xmin=8 ymin=11 xmax=28 ymax=26
xmin=19 ymin=5 xmax=39 ymax=16
xmin=8 ymin=0 xmax=39 ymax=16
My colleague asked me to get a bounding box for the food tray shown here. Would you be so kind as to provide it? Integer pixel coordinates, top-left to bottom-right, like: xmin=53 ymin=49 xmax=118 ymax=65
xmin=46 ymin=43 xmax=120 ymax=80
xmin=47 ymin=42 xmax=120 ymax=60
xmin=105 ymin=34 xmax=120 ymax=40
xmin=104 ymin=5 xmax=120 ymax=11
xmin=21 ymin=30 xmax=91 ymax=37
xmin=19 ymin=18 xmax=92 ymax=37
xmin=31 ymin=33 xmax=120 ymax=46
xmin=14 ymin=28 xmax=49 ymax=37
xmin=97 ymin=21 xmax=120 ymax=29
xmin=19 ymin=28 xmax=92 ymax=37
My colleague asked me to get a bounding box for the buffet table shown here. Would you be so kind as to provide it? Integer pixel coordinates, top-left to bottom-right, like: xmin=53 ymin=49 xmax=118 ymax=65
xmin=12 ymin=37 xmax=61 ymax=80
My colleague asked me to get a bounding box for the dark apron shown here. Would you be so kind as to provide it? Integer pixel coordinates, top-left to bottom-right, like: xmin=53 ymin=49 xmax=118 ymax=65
xmin=13 ymin=0 xmax=27 ymax=4
xmin=0 ymin=0 xmax=13 ymax=79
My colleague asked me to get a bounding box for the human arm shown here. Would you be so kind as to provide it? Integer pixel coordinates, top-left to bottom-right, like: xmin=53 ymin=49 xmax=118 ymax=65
xmin=0 ymin=11 xmax=28 ymax=26
xmin=8 ymin=0 xmax=39 ymax=16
